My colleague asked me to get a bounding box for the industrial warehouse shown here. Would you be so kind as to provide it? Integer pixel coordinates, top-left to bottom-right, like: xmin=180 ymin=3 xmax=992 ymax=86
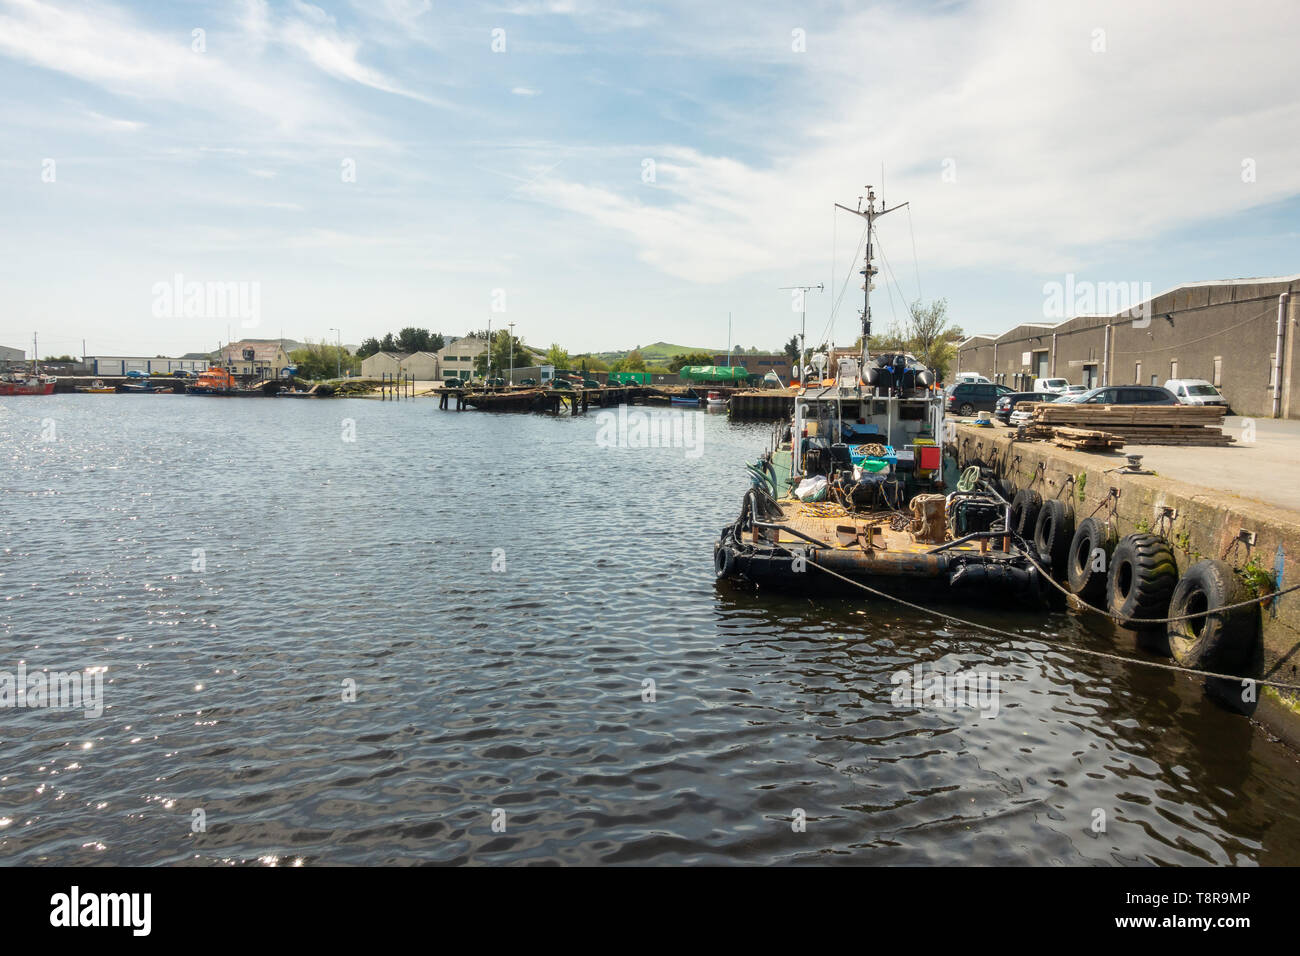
xmin=956 ymin=274 xmax=1298 ymax=418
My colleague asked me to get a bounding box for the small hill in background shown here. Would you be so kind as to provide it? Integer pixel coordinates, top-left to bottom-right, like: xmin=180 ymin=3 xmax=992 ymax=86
xmin=594 ymin=341 xmax=719 ymax=364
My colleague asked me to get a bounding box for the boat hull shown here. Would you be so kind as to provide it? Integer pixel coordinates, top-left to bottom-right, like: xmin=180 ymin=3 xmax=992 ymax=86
xmin=0 ymin=382 xmax=56 ymax=395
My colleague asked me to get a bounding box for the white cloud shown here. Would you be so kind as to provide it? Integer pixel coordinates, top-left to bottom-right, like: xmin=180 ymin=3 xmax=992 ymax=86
xmin=511 ymin=86 xmax=540 ymax=96
xmin=525 ymin=0 xmax=1300 ymax=284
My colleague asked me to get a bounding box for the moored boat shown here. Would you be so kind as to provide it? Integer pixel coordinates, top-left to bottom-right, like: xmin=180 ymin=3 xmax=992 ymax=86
xmin=0 ymin=372 xmax=56 ymax=395
xmin=187 ymin=367 xmax=239 ymax=395
xmin=76 ymin=379 xmax=115 ymax=393
xmin=714 ymin=187 xmax=1042 ymax=605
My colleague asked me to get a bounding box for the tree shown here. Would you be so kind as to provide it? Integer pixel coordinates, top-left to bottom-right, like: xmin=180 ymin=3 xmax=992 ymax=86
xmin=474 ymin=330 xmax=527 ymax=377
xmin=429 ymin=332 xmax=445 ymax=352
xmin=669 ymin=350 xmax=712 ymax=372
xmin=907 ymin=298 xmax=955 ymax=380
xmin=356 ymin=337 xmax=382 ymax=359
xmin=622 ymin=349 xmax=646 ymax=372
xmin=380 ymin=332 xmax=397 ymax=352
xmin=290 ymin=340 xmax=359 ymax=380
xmin=545 ymin=343 xmax=570 ymax=368
xmin=783 ymin=336 xmax=800 ymax=364
xmin=573 ymin=353 xmax=609 ymax=372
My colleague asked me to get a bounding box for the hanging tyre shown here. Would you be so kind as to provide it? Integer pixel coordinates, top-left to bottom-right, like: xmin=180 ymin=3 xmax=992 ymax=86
xmin=995 ymin=477 xmax=1016 ymax=503
xmin=1008 ymin=488 xmax=1042 ymax=541
xmin=1066 ymin=517 xmax=1116 ymax=606
xmin=1106 ymin=533 xmax=1178 ymax=627
xmin=1033 ymin=499 xmax=1075 ymax=579
xmin=1167 ymin=559 xmax=1257 ymax=671
xmin=714 ymin=543 xmax=735 ymax=578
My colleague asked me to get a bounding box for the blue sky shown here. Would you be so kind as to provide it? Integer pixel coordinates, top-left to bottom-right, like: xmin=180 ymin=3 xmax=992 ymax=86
xmin=1 ymin=0 xmax=1298 ymax=359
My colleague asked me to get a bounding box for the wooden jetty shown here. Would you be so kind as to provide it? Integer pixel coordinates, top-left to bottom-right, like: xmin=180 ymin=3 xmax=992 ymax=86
xmin=436 ymin=383 xmax=769 ymax=414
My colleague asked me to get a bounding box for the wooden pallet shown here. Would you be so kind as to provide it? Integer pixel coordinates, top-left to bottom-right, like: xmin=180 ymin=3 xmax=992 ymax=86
xmin=1051 ymin=425 xmax=1125 ymax=451
xmin=1031 ymin=404 xmax=1231 ymax=446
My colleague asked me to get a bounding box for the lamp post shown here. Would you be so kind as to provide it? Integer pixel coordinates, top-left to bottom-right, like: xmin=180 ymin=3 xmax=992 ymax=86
xmin=328 ymin=328 xmax=341 ymax=379
xmin=508 ymin=321 xmax=515 ymax=386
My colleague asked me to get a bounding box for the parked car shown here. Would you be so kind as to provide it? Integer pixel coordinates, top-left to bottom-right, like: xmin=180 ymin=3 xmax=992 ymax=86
xmin=953 ymin=371 xmax=992 ymax=384
xmin=944 ymin=381 xmax=1014 ymax=416
xmin=1059 ymin=384 xmax=1087 ymax=395
xmin=170 ymin=369 xmax=196 ymax=378
xmin=443 ymin=378 xmax=464 ymax=388
xmin=993 ymin=391 xmax=1060 ymax=425
xmin=1164 ymin=378 xmax=1228 ymax=407
xmin=1032 ymin=377 xmax=1071 ymax=393
xmin=1059 ymin=385 xmax=1179 ymax=405
xmin=125 ymin=370 xmax=146 ymax=378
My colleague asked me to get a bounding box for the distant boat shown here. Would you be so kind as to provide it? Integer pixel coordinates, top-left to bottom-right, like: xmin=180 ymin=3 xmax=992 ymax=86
xmin=707 ymin=390 xmax=728 ymax=407
xmin=76 ymin=380 xmax=115 ymax=394
xmin=0 ymin=371 xmax=56 ymax=395
xmin=671 ymin=394 xmax=701 ymax=407
xmin=187 ymin=367 xmax=239 ymax=395
xmin=117 ymin=380 xmax=172 ymax=393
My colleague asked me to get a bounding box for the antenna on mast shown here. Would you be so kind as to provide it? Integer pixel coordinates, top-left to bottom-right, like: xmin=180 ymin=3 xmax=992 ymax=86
xmin=835 ymin=182 xmax=908 ymax=367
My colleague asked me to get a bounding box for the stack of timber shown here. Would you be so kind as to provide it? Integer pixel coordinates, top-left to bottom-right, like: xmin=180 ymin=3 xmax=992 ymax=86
xmin=1031 ymin=403 xmax=1232 ymax=446
xmin=1051 ymin=425 xmax=1125 ymax=451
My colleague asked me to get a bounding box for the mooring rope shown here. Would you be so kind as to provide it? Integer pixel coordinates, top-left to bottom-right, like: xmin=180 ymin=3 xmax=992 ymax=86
xmin=777 ymin=543 xmax=1300 ymax=691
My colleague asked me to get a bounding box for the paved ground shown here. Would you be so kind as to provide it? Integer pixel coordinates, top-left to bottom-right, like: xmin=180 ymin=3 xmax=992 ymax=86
xmin=1115 ymin=416 xmax=1300 ymax=512
xmin=993 ymin=416 xmax=1300 ymax=512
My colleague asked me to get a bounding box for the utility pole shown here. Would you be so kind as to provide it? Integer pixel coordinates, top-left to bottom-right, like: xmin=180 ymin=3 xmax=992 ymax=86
xmin=508 ymin=321 xmax=515 ymax=385
xmin=836 ymin=186 xmax=907 ymax=367
xmin=485 ymin=316 xmax=491 ymax=383
xmin=778 ymin=283 xmax=823 ymax=382
xmin=329 ymin=328 xmax=341 ymax=378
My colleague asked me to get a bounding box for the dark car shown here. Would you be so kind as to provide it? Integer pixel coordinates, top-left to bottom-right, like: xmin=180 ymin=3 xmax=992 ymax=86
xmin=992 ymin=391 xmax=1060 ymax=424
xmin=1060 ymin=385 xmax=1179 ymax=405
xmin=944 ymin=381 xmax=1014 ymax=416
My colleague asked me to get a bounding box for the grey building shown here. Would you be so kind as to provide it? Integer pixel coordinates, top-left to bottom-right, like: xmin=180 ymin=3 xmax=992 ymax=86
xmin=0 ymin=345 xmax=25 ymax=364
xmin=956 ymin=274 xmax=1300 ymax=418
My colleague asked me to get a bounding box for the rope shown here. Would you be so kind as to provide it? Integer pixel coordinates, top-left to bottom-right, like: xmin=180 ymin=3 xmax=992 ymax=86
xmin=790 ymin=545 xmax=1300 ymax=691
xmin=956 ymin=465 xmax=980 ymax=493
xmin=1012 ymin=531 xmax=1299 ymax=626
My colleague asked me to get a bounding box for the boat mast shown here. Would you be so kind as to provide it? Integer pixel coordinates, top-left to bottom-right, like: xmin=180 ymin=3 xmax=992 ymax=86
xmin=835 ymin=186 xmax=907 ymax=368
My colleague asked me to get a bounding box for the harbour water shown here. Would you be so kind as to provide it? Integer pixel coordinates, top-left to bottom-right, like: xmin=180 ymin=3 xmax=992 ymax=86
xmin=2 ymin=395 xmax=1299 ymax=865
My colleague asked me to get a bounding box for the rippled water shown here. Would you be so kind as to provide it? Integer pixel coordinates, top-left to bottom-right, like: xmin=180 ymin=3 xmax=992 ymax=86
xmin=1 ymin=394 xmax=1298 ymax=865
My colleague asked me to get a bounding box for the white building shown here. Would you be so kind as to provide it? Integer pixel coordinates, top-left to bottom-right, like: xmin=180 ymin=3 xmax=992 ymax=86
xmin=436 ymin=337 xmax=488 ymax=382
xmin=88 ymin=355 xmax=209 ymax=376
xmin=360 ymin=351 xmax=440 ymax=381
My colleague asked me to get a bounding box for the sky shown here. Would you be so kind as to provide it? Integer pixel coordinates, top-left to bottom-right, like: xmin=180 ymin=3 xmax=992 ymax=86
xmin=1 ymin=0 xmax=1298 ymax=359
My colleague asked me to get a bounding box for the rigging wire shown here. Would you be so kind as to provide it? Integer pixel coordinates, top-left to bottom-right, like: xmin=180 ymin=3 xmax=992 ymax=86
xmin=906 ymin=203 xmax=923 ymax=303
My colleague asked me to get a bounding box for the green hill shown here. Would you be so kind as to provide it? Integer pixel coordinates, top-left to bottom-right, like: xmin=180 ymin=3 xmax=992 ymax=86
xmin=593 ymin=341 xmax=718 ymax=363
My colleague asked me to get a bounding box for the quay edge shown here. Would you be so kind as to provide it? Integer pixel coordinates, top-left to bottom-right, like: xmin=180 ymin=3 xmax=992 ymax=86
xmin=951 ymin=422 xmax=1300 ymax=740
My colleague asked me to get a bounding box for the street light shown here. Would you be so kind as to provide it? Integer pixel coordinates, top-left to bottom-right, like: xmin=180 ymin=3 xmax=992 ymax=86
xmin=508 ymin=321 xmax=515 ymax=386
xmin=328 ymin=328 xmax=341 ymax=378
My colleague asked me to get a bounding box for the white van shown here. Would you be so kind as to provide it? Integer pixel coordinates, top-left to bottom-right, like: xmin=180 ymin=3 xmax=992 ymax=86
xmin=1164 ymin=378 xmax=1228 ymax=407
xmin=954 ymin=372 xmax=991 ymax=384
xmin=1033 ymin=377 xmax=1070 ymax=393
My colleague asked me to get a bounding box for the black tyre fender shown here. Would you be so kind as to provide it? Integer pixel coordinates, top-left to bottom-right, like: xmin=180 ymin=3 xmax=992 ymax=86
xmin=1033 ymin=498 xmax=1075 ymax=579
xmin=714 ymin=543 xmax=735 ymax=578
xmin=1167 ymin=559 xmax=1257 ymax=671
xmin=1066 ymin=517 xmax=1116 ymax=606
xmin=1008 ymin=488 xmax=1042 ymax=541
xmin=1106 ymin=533 xmax=1178 ymax=626
xmin=994 ymin=477 xmax=1016 ymax=504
